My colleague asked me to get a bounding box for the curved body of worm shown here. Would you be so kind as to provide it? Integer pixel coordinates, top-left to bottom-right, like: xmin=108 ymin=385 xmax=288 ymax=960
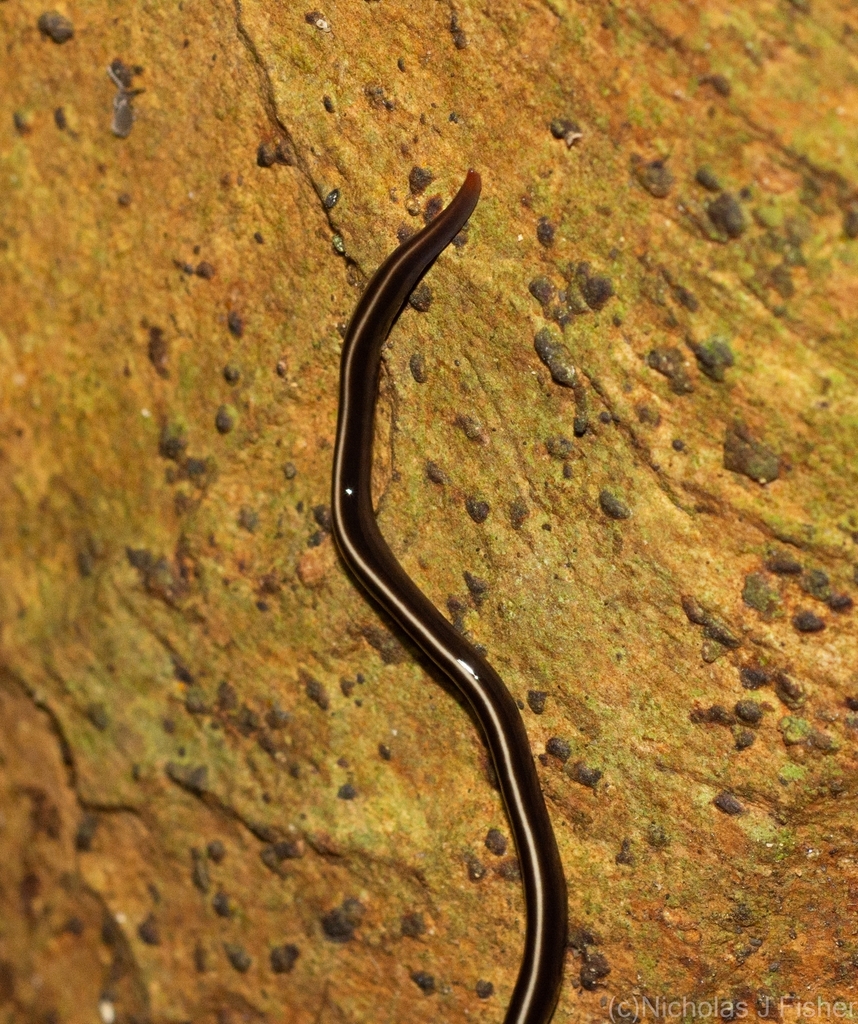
xmin=331 ymin=170 xmax=568 ymax=1024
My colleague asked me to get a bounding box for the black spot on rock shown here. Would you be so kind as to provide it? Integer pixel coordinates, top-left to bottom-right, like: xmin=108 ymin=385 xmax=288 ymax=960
xmin=632 ymin=156 xmax=674 ymax=198
xmin=536 ymin=217 xmax=556 ymax=247
xmin=137 ymin=914 xmax=160 ymax=945
xmin=408 ymin=282 xmax=433 ymax=312
xmin=765 ymin=552 xmax=802 ymax=575
xmin=227 ymin=310 xmax=244 ymax=337
xmin=714 ymin=791 xmax=744 ymax=815
xmin=484 ymin=829 xmax=507 ymax=856
xmin=723 ymin=421 xmax=779 ymax=483
xmin=529 ymin=276 xmax=556 ymax=306
xmin=38 ymin=11 xmax=74 ymax=43
xmin=599 ymin=489 xmax=631 ymax=520
xmin=304 ymin=674 xmax=330 ymax=710
xmin=409 ymin=353 xmax=427 ymax=383
xmin=270 ymin=944 xmax=299 ymax=973
xmin=401 ymin=912 xmax=425 ymax=937
xmin=527 ymin=690 xmax=547 ymax=714
xmin=687 ymin=335 xmax=734 ymax=382
xmin=411 ymin=971 xmax=436 ymax=994
xmin=223 ymin=942 xmax=251 ymax=972
xmin=464 ymin=571 xmax=488 ymax=605
xmin=534 ymin=328 xmax=576 ymax=387
xmin=476 ymin=980 xmax=494 ymax=999
xmin=425 ymin=461 xmax=447 ymax=485
xmin=792 ymin=610 xmax=825 ymax=633
xmin=545 ymin=737 xmax=570 ymax=762
xmin=800 ymin=569 xmax=830 ymax=602
xmin=215 ymin=405 xmax=235 ymax=434
xmin=580 ymin=950 xmax=611 ymax=990
xmin=509 ymin=497 xmax=529 ymax=529
xmin=571 ymin=762 xmax=602 ymax=788
xmin=465 ymin=497 xmax=490 ymax=524
xmin=735 ymin=700 xmax=762 ymax=725
xmin=707 ymin=193 xmax=746 ymax=238
xmin=646 ymin=347 xmax=693 ymax=394
xmin=409 ymin=166 xmax=434 ymax=194
xmin=695 ymin=166 xmax=721 ymax=192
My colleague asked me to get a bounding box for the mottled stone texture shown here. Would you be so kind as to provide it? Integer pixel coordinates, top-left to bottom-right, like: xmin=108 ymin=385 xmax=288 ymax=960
xmin=2 ymin=1 xmax=858 ymax=1021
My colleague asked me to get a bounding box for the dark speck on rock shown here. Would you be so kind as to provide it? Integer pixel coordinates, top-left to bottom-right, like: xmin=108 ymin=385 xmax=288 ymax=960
xmin=195 ymin=261 xmax=215 ymax=280
xmin=578 ymin=269 xmax=614 ymax=311
xmin=529 ymin=276 xmax=556 ymax=306
xmin=714 ymin=791 xmax=744 ymax=815
xmin=646 ymin=347 xmax=693 ymax=394
xmin=409 ymin=353 xmax=427 ymax=383
xmin=740 ymin=666 xmax=771 ymax=690
xmin=409 ymin=166 xmax=434 ymax=194
xmin=632 ymin=156 xmax=674 ymax=198
xmin=207 ymin=839 xmax=226 ymax=862
xmin=800 ymin=569 xmax=830 ymax=602
xmin=775 ymin=673 xmax=806 ymax=710
xmin=735 ymin=700 xmax=762 ymax=725
xmin=527 ymin=690 xmax=547 ymax=714
xmin=723 ymin=421 xmax=779 ymax=483
xmin=323 ymin=188 xmax=340 ymax=209
xmin=844 ymin=209 xmax=858 ymax=239
xmin=465 ymin=497 xmax=490 ymax=524
xmin=793 ymin=610 xmax=825 ymax=633
xmin=546 ymin=436 xmax=573 ymax=460
xmin=464 ymin=571 xmax=488 ymax=605
xmin=484 ymin=828 xmax=507 ymax=856
xmin=337 ymin=783 xmax=357 ymax=800
xmin=426 ymin=461 xmax=447 ymax=485
xmin=224 ymin=942 xmax=251 ymax=973
xmin=545 ymin=737 xmax=571 ymax=762
xmin=615 ymin=839 xmax=634 ymax=865
xmin=401 ymin=912 xmax=426 ymax=937
xmin=408 ymin=282 xmax=432 ymax=312
xmin=476 ymin=980 xmax=494 ymax=999
xmin=223 ymin=363 xmax=240 ymax=384
xmin=304 ymin=675 xmax=330 ymax=710
xmin=765 ymin=552 xmax=802 ymax=575
xmin=599 ymin=489 xmax=631 ymax=520
xmin=695 ymin=166 xmax=721 ymax=192
xmin=580 ymin=951 xmax=611 ymax=990
xmin=536 ymin=217 xmax=555 ymax=247
xmin=38 ymin=11 xmax=74 ymax=43
xmin=137 ymin=914 xmax=160 ymax=945
xmin=687 ymin=335 xmax=734 ymax=382
xmin=270 ymin=944 xmax=299 ymax=973
xmin=534 ymin=327 xmax=576 ymax=387
xmin=509 ymin=497 xmax=529 ymax=529
xmin=700 ymin=73 xmax=731 ymax=96
xmin=735 ymin=729 xmax=755 ymax=750
xmin=215 ymin=405 xmax=235 ymax=434
xmin=411 ymin=971 xmax=436 ymax=994
xmin=237 ymin=506 xmax=259 ymax=533
xmin=707 ymin=192 xmax=746 ymax=238
xmin=212 ymin=891 xmax=231 ymax=917
xmin=571 ymin=762 xmax=602 ymax=788
xmin=423 ymin=196 xmax=444 ymax=223
xmin=829 ymin=593 xmax=854 ymax=613
xmin=321 ymin=900 xmax=363 ymax=942
xmin=313 ymin=504 xmax=332 ymax=531
xmin=227 ymin=310 xmax=244 ymax=337
xmin=465 ymin=854 xmax=486 ymax=881
xmin=86 ymin=703 xmax=109 ymax=731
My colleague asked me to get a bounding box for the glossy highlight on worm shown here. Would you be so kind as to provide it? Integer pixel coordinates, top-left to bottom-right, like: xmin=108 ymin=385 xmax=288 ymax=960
xmin=331 ymin=171 xmax=568 ymax=1024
